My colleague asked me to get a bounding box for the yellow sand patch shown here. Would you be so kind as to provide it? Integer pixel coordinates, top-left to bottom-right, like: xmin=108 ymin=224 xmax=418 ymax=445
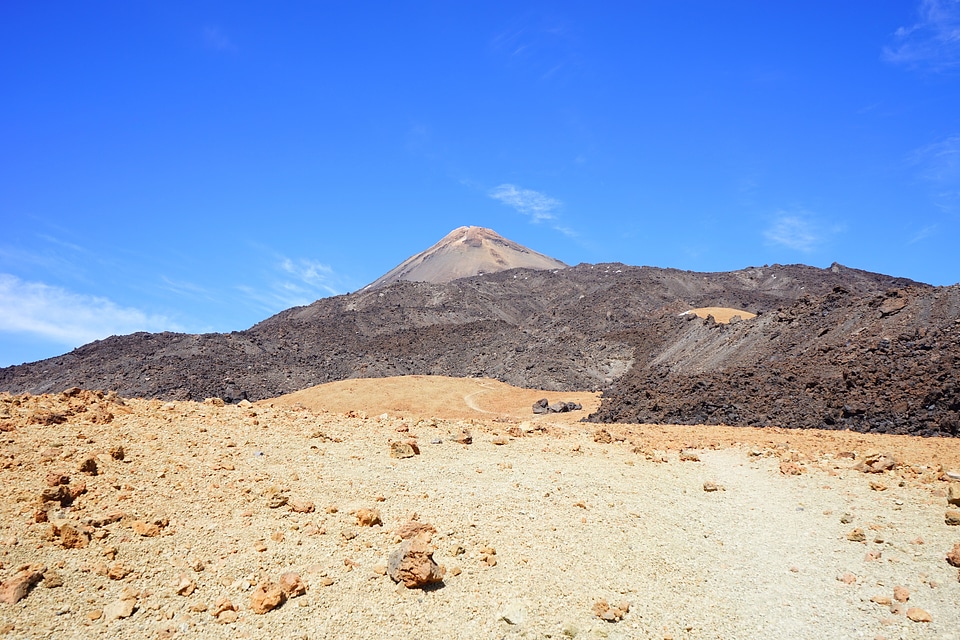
xmin=266 ymin=375 xmax=600 ymax=423
xmin=684 ymin=307 xmax=756 ymax=324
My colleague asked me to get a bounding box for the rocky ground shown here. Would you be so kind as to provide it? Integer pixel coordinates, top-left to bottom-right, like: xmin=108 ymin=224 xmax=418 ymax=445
xmin=2 ymin=379 xmax=960 ymax=640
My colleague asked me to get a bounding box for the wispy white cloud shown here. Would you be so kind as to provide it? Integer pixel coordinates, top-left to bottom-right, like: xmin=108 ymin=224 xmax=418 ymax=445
xmin=0 ymin=274 xmax=181 ymax=345
xmin=763 ymin=211 xmax=841 ymax=252
xmin=488 ymin=183 xmax=579 ymax=237
xmin=203 ymin=26 xmax=237 ymax=53
xmin=909 ymin=224 xmax=939 ymax=243
xmin=883 ymin=0 xmax=960 ymax=71
xmin=912 ymin=134 xmax=960 ymax=181
xmin=159 ymin=275 xmax=213 ymax=300
xmin=279 ymin=258 xmax=342 ymax=297
xmin=910 ymin=134 xmax=960 ymax=210
xmin=489 ymin=184 xmax=561 ymax=222
xmin=238 ymin=257 xmax=348 ymax=313
xmin=489 ymin=16 xmax=580 ymax=82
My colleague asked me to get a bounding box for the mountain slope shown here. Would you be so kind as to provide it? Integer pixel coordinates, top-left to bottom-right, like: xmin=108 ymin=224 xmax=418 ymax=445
xmin=4 ymin=256 xmax=955 ymax=436
xmin=362 ymin=226 xmax=566 ymax=290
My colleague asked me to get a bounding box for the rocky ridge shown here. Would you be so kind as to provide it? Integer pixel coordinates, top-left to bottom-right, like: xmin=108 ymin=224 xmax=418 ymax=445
xmin=1 ymin=261 xmax=956 ymax=436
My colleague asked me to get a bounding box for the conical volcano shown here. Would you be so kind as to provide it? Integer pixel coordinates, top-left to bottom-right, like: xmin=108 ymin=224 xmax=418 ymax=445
xmin=363 ymin=226 xmax=567 ymax=290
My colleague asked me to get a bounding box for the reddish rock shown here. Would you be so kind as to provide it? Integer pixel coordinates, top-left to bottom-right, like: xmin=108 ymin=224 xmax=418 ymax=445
xmin=131 ymin=520 xmax=161 ymax=537
xmin=838 ymin=572 xmax=857 ymax=585
xmin=59 ymin=523 xmax=90 ymax=549
xmin=289 ymin=500 xmax=315 ymax=514
xmin=107 ymin=563 xmax=130 ymax=580
xmin=593 ymin=598 xmax=630 ymax=622
xmin=355 ymin=508 xmax=382 ymax=527
xmin=43 ymin=572 xmax=63 ymax=589
xmin=906 ymin=608 xmax=931 ymax=623
xmin=28 ymin=410 xmax=67 ymax=425
xmin=78 ymin=455 xmax=98 ymax=476
xmin=211 ymin=597 xmax=236 ymax=617
xmin=175 ymin=574 xmax=196 ymax=596
xmin=452 ymin=428 xmax=472 ymax=444
xmin=396 ymin=519 xmax=437 ymax=540
xmin=948 ymin=483 xmax=960 ymax=507
xmin=946 ymin=543 xmax=960 ymax=567
xmin=278 ymin=572 xmax=306 ymax=598
xmin=40 ymin=485 xmax=73 ymax=506
xmin=217 ymin=610 xmax=238 ymax=624
xmin=103 ymin=593 xmax=137 ymax=621
xmin=779 ymin=461 xmax=803 ymax=475
xmin=857 ymin=452 xmax=898 ymax=474
xmin=68 ymin=481 xmax=86 ymax=499
xmin=593 ymin=429 xmax=613 ymax=444
xmin=390 ymin=441 xmax=418 ymax=459
xmin=946 ymin=510 xmax=960 ymax=526
xmin=893 ymin=585 xmax=910 ymax=603
xmin=249 ymin=583 xmax=285 ymax=614
xmin=387 ymin=533 xmax=445 ymax=588
xmin=846 ymin=528 xmax=866 ymax=543
xmin=45 ymin=472 xmax=70 ymax=487
xmin=0 ymin=570 xmax=43 ymax=604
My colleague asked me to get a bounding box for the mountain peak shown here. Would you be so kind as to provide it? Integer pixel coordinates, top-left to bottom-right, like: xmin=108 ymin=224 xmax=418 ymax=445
xmin=363 ymin=226 xmax=567 ymax=290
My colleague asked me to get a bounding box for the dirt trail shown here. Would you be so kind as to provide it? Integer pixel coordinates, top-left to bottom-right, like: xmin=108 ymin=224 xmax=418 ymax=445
xmin=462 ymin=381 xmax=497 ymax=414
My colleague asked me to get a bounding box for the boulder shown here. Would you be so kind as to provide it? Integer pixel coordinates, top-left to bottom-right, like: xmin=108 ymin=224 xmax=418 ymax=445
xmin=0 ymin=570 xmax=43 ymax=604
xmin=249 ymin=583 xmax=285 ymax=614
xmin=387 ymin=533 xmax=445 ymax=588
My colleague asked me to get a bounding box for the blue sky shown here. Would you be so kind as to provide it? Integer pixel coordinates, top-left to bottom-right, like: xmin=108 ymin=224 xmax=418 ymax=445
xmin=2 ymin=1 xmax=960 ymax=367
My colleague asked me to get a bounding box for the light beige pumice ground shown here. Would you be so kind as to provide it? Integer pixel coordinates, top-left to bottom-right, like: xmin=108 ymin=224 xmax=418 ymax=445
xmin=1 ymin=378 xmax=959 ymax=639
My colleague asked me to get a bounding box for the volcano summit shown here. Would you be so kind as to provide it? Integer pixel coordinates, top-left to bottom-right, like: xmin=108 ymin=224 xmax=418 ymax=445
xmin=363 ymin=226 xmax=566 ymax=290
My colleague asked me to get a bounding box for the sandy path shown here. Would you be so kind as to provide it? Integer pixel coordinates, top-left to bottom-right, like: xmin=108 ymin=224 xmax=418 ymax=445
xmin=273 ymin=375 xmax=601 ymax=424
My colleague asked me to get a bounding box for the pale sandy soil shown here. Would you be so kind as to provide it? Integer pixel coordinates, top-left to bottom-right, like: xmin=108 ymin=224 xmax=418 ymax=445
xmin=1 ymin=378 xmax=959 ymax=640
xmin=683 ymin=308 xmax=757 ymax=324
xmin=273 ymin=376 xmax=600 ymax=424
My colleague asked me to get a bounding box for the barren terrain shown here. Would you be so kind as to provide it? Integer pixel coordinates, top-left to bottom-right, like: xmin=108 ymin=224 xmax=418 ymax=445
xmin=7 ymin=261 xmax=956 ymax=438
xmin=2 ymin=377 xmax=960 ymax=640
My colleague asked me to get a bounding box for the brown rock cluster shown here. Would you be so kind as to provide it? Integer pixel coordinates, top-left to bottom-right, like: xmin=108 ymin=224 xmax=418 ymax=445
xmin=249 ymin=572 xmax=306 ymax=614
xmin=856 ymin=452 xmax=898 ymax=474
xmin=593 ymin=598 xmax=630 ymax=622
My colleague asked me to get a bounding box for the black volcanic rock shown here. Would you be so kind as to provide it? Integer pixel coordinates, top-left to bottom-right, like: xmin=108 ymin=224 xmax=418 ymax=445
xmin=2 ymin=260 xmax=956 ymax=437
xmin=588 ymin=284 xmax=960 ymax=437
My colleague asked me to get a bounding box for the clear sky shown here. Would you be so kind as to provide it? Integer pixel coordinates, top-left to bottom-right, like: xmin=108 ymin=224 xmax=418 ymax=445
xmin=2 ymin=1 xmax=959 ymax=368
